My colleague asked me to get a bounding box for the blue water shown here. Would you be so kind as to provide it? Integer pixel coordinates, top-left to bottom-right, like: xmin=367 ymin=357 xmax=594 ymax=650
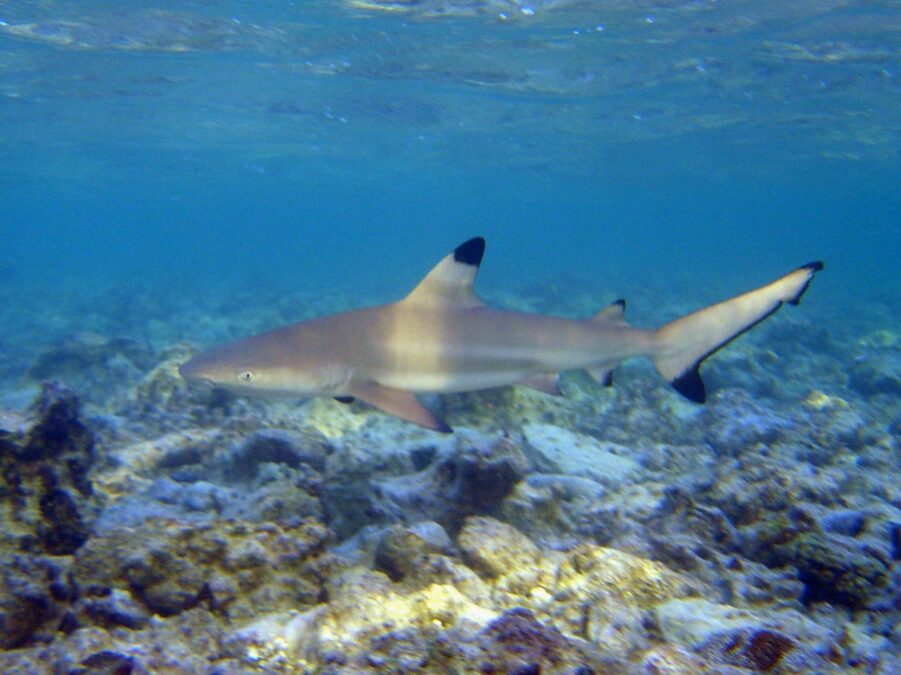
xmin=1 ymin=0 xmax=898 ymax=347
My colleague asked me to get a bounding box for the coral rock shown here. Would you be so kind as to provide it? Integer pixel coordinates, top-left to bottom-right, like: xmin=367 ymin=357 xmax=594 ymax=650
xmin=522 ymin=424 xmax=640 ymax=487
xmin=374 ymin=522 xmax=454 ymax=582
xmin=0 ymin=382 xmax=99 ymax=555
xmin=655 ymin=597 xmax=841 ymax=672
xmin=28 ymin=333 xmax=154 ymax=406
xmin=747 ymin=510 xmax=890 ymax=608
xmin=458 ymin=516 xmax=541 ymax=578
xmin=74 ymin=517 xmax=329 ymax=621
xmin=0 ymin=554 xmax=72 ymax=649
xmin=225 ymin=427 xmax=331 ymax=480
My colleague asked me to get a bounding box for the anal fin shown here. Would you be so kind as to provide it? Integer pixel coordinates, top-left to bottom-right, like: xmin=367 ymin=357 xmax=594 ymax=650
xmin=348 ymin=381 xmax=452 ymax=433
xmin=586 ymin=367 xmax=614 ymax=387
xmin=586 ymin=367 xmax=613 ymax=387
xmin=519 ymin=374 xmax=562 ymax=396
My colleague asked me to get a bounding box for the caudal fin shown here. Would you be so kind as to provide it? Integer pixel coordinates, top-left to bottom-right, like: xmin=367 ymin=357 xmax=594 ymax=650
xmin=653 ymin=262 xmax=823 ymax=403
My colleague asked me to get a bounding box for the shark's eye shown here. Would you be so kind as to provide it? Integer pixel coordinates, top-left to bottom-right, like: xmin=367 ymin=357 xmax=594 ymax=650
xmin=238 ymin=370 xmax=256 ymax=383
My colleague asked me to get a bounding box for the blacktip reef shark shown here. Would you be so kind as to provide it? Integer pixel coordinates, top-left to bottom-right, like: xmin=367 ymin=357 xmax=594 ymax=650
xmin=179 ymin=237 xmax=823 ymax=432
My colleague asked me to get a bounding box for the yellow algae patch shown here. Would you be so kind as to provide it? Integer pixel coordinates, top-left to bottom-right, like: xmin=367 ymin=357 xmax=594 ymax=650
xmin=236 ymin=574 xmax=500 ymax=670
xmin=458 ymin=516 xmax=541 ymax=577
xmin=802 ymin=389 xmax=848 ymax=411
xmin=321 ymin=573 xmax=499 ymax=648
xmin=556 ymin=544 xmax=692 ymax=608
xmin=304 ymin=398 xmax=367 ymax=438
xmin=857 ymin=329 xmax=898 ymax=349
xmin=458 ymin=517 xmax=694 ymax=612
xmin=538 ymin=544 xmax=699 ymax=648
xmin=94 ymin=428 xmax=225 ymax=497
xmin=456 ymin=516 xmax=699 ymax=649
xmin=236 ymin=606 xmax=328 ymax=671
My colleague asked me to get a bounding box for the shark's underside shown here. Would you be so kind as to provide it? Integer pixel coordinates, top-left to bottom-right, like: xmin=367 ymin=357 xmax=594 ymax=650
xmin=179 ymin=237 xmax=823 ymax=432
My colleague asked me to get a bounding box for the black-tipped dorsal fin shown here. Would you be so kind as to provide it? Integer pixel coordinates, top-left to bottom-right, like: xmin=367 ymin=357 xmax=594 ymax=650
xmin=403 ymin=237 xmax=486 ymax=308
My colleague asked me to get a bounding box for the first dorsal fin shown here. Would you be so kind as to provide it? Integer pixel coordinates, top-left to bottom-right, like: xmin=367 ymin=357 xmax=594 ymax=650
xmin=403 ymin=237 xmax=486 ymax=308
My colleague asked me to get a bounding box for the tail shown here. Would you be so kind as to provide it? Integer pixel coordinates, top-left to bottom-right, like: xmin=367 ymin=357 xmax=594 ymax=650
xmin=653 ymin=262 xmax=823 ymax=402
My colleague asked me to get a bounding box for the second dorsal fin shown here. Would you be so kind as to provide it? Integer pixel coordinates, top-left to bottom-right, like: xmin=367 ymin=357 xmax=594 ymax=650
xmin=593 ymin=299 xmax=627 ymax=325
xmin=402 ymin=237 xmax=486 ymax=309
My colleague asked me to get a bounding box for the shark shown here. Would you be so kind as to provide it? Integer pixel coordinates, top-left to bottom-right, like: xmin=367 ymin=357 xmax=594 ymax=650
xmin=179 ymin=237 xmax=823 ymax=432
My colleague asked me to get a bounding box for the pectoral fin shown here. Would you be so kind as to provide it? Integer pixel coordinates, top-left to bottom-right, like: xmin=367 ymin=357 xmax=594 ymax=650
xmin=349 ymin=381 xmax=452 ymax=433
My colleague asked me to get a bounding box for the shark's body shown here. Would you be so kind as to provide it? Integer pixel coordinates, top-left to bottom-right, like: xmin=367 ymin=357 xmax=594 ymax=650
xmin=179 ymin=237 xmax=822 ymax=432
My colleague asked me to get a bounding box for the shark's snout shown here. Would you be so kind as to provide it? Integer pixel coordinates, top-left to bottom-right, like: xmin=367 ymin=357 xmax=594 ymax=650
xmin=178 ymin=348 xmax=245 ymax=388
xmin=178 ymin=357 xmax=204 ymax=382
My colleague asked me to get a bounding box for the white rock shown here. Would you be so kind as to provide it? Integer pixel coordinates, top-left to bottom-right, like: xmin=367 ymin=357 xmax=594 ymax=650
xmin=655 ymin=598 xmax=762 ymax=646
xmin=523 ymin=424 xmax=640 ymax=487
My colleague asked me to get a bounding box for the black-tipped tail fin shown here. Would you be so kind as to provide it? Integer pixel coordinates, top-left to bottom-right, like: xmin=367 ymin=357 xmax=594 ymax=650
xmin=787 ymin=261 xmax=824 ymax=305
xmin=671 ymin=367 xmax=705 ymax=403
xmin=654 ymin=262 xmax=823 ymax=402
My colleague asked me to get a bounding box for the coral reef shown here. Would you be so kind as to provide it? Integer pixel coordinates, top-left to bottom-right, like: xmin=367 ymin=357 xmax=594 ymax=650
xmin=231 ymin=516 xmax=702 ymax=672
xmin=0 ymin=284 xmax=898 ymax=672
